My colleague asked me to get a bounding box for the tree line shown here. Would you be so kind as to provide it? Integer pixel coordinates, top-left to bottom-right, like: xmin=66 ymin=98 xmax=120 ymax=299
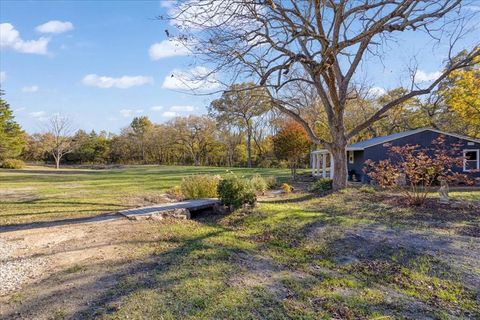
xmin=0 ymin=69 xmax=479 ymax=170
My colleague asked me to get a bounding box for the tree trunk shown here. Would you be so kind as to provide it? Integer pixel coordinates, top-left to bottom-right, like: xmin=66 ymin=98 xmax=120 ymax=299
xmin=55 ymin=155 xmax=60 ymax=169
xmin=246 ymin=128 xmax=252 ymax=168
xmin=329 ymin=140 xmax=348 ymax=190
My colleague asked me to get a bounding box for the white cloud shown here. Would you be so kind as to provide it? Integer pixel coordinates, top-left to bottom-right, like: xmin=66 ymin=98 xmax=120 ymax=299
xmin=150 ymin=106 xmax=164 ymax=111
xmin=0 ymin=71 xmax=5 ymax=83
xmin=162 ymin=111 xmax=177 ymax=118
xmin=169 ymin=105 xmax=195 ymax=112
xmin=162 ymin=66 xmax=219 ymax=91
xmin=119 ymin=109 xmax=144 ymax=118
xmin=82 ymin=74 xmax=154 ymax=89
xmin=29 ymin=111 xmax=49 ymax=121
xmin=0 ymin=23 xmax=49 ymax=55
xmin=415 ymin=70 xmax=442 ymax=82
xmin=368 ymin=86 xmax=386 ymax=97
xmin=29 ymin=111 xmax=46 ymax=118
xmin=35 ymin=20 xmax=74 ymax=34
xmin=149 ymin=39 xmax=190 ymax=60
xmin=22 ymin=85 xmax=39 ymax=93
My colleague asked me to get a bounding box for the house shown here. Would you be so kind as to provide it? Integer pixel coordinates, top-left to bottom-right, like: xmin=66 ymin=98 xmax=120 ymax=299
xmin=311 ymin=128 xmax=480 ymax=183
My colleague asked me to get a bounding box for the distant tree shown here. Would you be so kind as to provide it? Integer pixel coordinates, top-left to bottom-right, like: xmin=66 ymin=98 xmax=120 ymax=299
xmin=209 ymin=83 xmax=270 ymax=167
xmin=21 ymin=133 xmax=45 ymax=162
xmin=172 ymin=115 xmax=217 ymax=166
xmin=130 ymin=116 xmax=153 ymax=163
xmin=68 ymin=130 xmax=110 ymax=164
xmin=0 ymin=93 xmax=26 ymax=161
xmin=44 ymin=115 xmax=74 ymax=169
xmin=273 ymin=120 xmax=311 ymax=179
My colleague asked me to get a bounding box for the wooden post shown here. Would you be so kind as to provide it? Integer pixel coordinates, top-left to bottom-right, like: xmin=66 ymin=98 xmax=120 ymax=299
xmin=322 ymin=153 xmax=327 ymax=178
xmin=330 ymin=153 xmax=334 ymax=179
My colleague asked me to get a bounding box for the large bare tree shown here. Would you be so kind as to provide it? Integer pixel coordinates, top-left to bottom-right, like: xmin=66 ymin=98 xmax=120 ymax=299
xmin=169 ymin=0 xmax=479 ymax=189
xmin=44 ymin=115 xmax=74 ymax=169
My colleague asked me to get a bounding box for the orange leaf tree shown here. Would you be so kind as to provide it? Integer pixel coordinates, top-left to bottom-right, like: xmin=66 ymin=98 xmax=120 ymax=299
xmin=273 ymin=121 xmax=311 ymax=179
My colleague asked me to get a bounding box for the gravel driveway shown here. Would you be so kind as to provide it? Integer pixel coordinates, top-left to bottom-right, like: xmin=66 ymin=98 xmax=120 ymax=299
xmin=0 ymin=238 xmax=49 ymax=296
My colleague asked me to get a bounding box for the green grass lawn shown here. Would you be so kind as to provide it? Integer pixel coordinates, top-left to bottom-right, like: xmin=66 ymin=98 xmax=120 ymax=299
xmin=0 ymin=165 xmax=293 ymax=225
xmin=1 ymin=166 xmax=479 ymax=319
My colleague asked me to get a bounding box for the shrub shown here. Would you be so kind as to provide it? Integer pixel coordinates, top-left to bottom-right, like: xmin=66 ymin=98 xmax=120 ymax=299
xmin=180 ymin=175 xmax=220 ymax=199
xmin=250 ymin=174 xmax=268 ymax=194
xmin=258 ymin=159 xmax=272 ymax=168
xmin=264 ymin=176 xmax=278 ymax=189
xmin=217 ymin=173 xmax=256 ymax=209
xmin=281 ymin=183 xmax=293 ymax=194
xmin=1 ymin=159 xmax=26 ymax=169
xmin=310 ymin=178 xmax=333 ymax=192
xmin=276 ymin=160 xmax=289 ymax=169
xmin=365 ymin=135 xmax=471 ymax=206
xmin=167 ymin=185 xmax=184 ymax=201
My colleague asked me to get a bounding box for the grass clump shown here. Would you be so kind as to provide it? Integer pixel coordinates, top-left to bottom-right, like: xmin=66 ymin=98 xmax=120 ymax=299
xmin=1 ymin=159 xmax=26 ymax=169
xmin=181 ymin=174 xmax=220 ymax=199
xmin=310 ymin=178 xmax=333 ymax=192
xmin=359 ymin=185 xmax=376 ymax=193
xmin=217 ymin=173 xmax=256 ymax=209
xmin=250 ymin=174 xmax=268 ymax=194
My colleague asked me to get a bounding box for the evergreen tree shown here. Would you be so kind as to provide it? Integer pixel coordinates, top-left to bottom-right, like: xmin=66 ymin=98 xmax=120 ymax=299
xmin=0 ymin=92 xmax=26 ymax=161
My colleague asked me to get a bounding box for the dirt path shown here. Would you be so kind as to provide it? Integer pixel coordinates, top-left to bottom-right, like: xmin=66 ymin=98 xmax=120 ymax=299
xmin=0 ymin=215 xmax=165 ymax=319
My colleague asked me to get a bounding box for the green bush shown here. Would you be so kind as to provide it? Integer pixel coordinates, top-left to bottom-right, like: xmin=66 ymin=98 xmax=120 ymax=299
xmin=180 ymin=175 xmax=220 ymax=199
xmin=217 ymin=174 xmax=256 ymax=209
xmin=310 ymin=178 xmax=333 ymax=192
xmin=264 ymin=176 xmax=278 ymax=189
xmin=1 ymin=159 xmax=26 ymax=169
xmin=250 ymin=174 xmax=268 ymax=194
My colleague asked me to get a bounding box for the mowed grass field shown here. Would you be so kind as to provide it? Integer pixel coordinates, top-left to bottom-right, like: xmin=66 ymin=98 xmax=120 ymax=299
xmin=0 ymin=165 xmax=293 ymax=225
xmin=1 ymin=165 xmax=479 ymax=319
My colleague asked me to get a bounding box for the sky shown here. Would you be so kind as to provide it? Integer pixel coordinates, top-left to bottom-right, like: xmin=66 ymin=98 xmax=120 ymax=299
xmin=1 ymin=1 xmax=479 ymax=134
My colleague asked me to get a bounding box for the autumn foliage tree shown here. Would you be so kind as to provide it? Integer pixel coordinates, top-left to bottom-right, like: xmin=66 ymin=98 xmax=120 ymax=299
xmin=273 ymin=121 xmax=311 ymax=179
xmin=443 ymin=67 xmax=480 ymax=138
xmin=365 ymin=136 xmax=469 ymax=206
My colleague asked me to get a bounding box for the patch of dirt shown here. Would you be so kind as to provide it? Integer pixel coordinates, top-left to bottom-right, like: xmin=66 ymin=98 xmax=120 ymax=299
xmin=0 ymin=189 xmax=39 ymax=202
xmin=307 ymin=223 xmax=480 ymax=290
xmin=0 ymin=216 xmax=165 ymax=319
xmin=230 ymin=252 xmax=312 ymax=300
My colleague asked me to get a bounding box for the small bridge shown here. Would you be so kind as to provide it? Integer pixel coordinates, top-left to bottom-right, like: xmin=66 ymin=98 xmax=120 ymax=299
xmin=118 ymin=199 xmax=221 ymax=220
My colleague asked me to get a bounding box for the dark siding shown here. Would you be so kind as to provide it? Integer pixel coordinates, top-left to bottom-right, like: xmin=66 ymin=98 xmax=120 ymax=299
xmin=347 ymin=150 xmax=365 ymax=182
xmin=362 ymin=130 xmax=480 ymax=182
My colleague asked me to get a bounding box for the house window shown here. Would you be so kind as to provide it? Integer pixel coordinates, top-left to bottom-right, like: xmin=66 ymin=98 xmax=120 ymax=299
xmin=463 ymin=149 xmax=479 ymax=172
xmin=348 ymin=151 xmax=354 ymax=164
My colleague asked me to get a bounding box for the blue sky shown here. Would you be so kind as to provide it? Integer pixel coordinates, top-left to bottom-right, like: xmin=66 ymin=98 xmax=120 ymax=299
xmin=1 ymin=1 xmax=478 ymax=133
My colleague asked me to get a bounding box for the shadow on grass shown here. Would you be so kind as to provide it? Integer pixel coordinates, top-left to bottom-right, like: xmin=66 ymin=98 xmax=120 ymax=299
xmin=1 ymin=229 xmax=286 ymax=319
xmin=259 ymin=193 xmax=317 ymax=204
xmin=0 ymin=213 xmax=121 ymax=233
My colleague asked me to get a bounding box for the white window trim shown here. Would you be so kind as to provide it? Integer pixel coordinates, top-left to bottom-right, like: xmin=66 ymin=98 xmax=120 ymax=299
xmin=348 ymin=151 xmax=354 ymax=164
xmin=463 ymin=149 xmax=479 ymax=172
